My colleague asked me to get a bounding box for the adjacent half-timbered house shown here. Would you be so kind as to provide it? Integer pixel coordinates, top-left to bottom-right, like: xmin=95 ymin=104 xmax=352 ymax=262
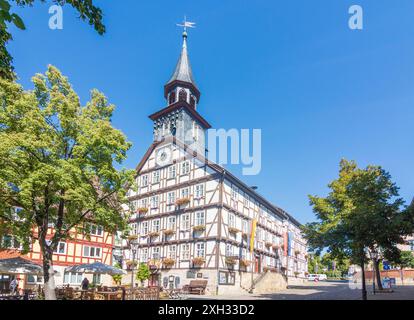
xmin=123 ymin=30 xmax=308 ymax=294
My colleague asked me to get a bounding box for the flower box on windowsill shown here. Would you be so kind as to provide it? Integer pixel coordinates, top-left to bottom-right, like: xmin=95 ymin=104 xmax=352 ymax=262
xmin=125 ymin=260 xmax=138 ymax=267
xmin=193 ymin=225 xmax=206 ymax=232
xmin=162 ymin=258 xmax=176 ymax=268
xmin=242 ymin=232 xmax=248 ymax=239
xmin=148 ymin=231 xmax=160 ymax=238
xmin=225 ymin=257 xmax=237 ymax=266
xmin=272 ymin=244 xmax=280 ymax=250
xmin=239 ymin=259 xmax=250 ymax=268
xmin=294 ymin=250 xmax=300 ymax=256
xmin=265 ymin=242 xmax=273 ymax=248
xmin=294 ymin=271 xmax=300 ymax=278
xmin=228 ymin=227 xmax=240 ymax=235
xmin=163 ymin=229 xmax=175 ymax=237
xmin=192 ymin=257 xmax=205 ymax=266
xmin=137 ymin=207 xmax=149 ymax=215
xmin=175 ymin=198 xmax=190 ymax=206
xmin=127 ymin=234 xmax=138 ymax=241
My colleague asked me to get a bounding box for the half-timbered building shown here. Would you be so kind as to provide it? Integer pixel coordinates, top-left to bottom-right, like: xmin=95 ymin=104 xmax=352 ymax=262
xmin=122 ymin=30 xmax=308 ymax=294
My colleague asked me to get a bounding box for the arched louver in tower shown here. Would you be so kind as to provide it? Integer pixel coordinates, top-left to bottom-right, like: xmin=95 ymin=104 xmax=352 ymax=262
xmin=169 ymin=91 xmax=176 ymax=105
xmin=190 ymin=95 xmax=196 ymax=108
xmin=179 ymin=89 xmax=187 ymax=102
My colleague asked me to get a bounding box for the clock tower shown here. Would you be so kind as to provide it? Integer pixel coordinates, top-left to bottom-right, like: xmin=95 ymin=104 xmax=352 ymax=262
xmin=149 ymin=29 xmax=211 ymax=157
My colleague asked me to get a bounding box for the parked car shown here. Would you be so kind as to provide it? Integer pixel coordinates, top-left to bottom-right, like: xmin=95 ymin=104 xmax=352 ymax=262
xmin=318 ymin=274 xmax=328 ymax=281
xmin=307 ymin=274 xmax=319 ymax=281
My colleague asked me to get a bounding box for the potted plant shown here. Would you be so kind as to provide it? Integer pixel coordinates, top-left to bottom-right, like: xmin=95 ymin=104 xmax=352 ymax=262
xmin=294 ymin=271 xmax=300 ymax=278
xmin=136 ymin=263 xmax=150 ymax=287
xmin=163 ymin=229 xmax=175 ymax=237
xmin=272 ymin=244 xmax=280 ymax=250
xmin=193 ymin=225 xmax=206 ymax=232
xmin=239 ymin=259 xmax=250 ymax=268
xmin=125 ymin=260 xmax=138 ymax=268
xmin=192 ymin=257 xmax=205 ymax=266
xmin=127 ymin=234 xmax=138 ymax=241
xmin=138 ymin=207 xmax=148 ymax=215
xmin=294 ymin=250 xmax=300 ymax=256
xmin=228 ymin=227 xmax=240 ymax=235
xmin=148 ymin=231 xmax=160 ymax=238
xmin=265 ymin=242 xmax=272 ymax=248
xmin=175 ymin=197 xmax=190 ymax=206
xmin=225 ymin=257 xmax=237 ymax=265
xmin=162 ymin=258 xmax=175 ymax=268
xmin=241 ymin=232 xmax=248 ymax=239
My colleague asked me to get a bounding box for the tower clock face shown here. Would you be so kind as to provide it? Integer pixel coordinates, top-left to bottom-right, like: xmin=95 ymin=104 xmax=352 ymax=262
xmin=155 ymin=147 xmax=172 ymax=167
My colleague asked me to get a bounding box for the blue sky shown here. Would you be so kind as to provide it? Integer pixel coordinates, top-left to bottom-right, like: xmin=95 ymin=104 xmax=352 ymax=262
xmin=8 ymin=0 xmax=414 ymax=224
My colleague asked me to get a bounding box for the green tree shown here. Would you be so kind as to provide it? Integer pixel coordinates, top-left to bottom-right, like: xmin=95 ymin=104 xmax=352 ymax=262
xmin=0 ymin=0 xmax=105 ymax=80
xmin=136 ymin=263 xmax=150 ymax=287
xmin=391 ymin=251 xmax=414 ymax=284
xmin=0 ymin=65 xmax=134 ymax=299
xmin=307 ymin=253 xmax=321 ymax=274
xmin=303 ymin=159 xmax=412 ymax=299
xmin=112 ymin=262 xmax=123 ymax=286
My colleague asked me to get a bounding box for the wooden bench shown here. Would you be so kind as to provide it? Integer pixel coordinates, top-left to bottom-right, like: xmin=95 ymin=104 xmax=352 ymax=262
xmin=187 ymin=280 xmax=208 ymax=295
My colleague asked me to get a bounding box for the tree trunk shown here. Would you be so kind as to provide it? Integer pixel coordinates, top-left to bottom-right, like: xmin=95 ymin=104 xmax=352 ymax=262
xmin=374 ymin=259 xmax=383 ymax=290
xmin=41 ymin=245 xmax=57 ymax=300
xmin=400 ymin=267 xmax=404 ymax=285
xmin=361 ymin=258 xmax=367 ymax=300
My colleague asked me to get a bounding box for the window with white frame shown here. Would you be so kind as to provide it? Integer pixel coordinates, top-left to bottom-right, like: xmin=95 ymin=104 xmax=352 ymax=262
xmin=181 ymin=161 xmax=190 ymax=175
xmin=90 ymin=224 xmax=103 ymax=236
xmin=228 ymin=213 xmax=236 ymax=228
xmin=141 ymin=198 xmax=148 ymax=208
xmin=26 ymin=275 xmax=43 ymax=284
xmin=152 ymin=247 xmax=160 ymax=260
xmin=53 ymin=242 xmax=67 ymax=255
xmin=1 ymin=235 xmax=21 ymax=250
xmin=83 ymin=246 xmax=101 ymax=258
xmin=244 ymin=195 xmax=249 ymax=207
xmin=181 ymin=244 xmax=190 ymax=260
xmin=231 ymin=185 xmax=238 ymax=200
xmin=150 ymin=196 xmax=159 ymax=208
xmin=168 ymin=245 xmax=176 ymax=259
xmin=181 ymin=213 xmax=190 ymax=230
xmin=141 ymin=221 xmax=149 ymax=235
xmin=195 ymin=184 xmax=204 ymax=199
xmin=167 ymin=192 xmax=176 ymax=205
xmin=195 ymin=211 xmax=205 ymax=226
xmin=130 ymin=223 xmax=138 ymax=235
xmin=141 ymin=175 xmax=148 ymax=187
xmin=168 ymin=165 xmax=176 ymax=179
xmin=195 ymin=243 xmax=205 ymax=257
xmin=152 ymin=219 xmax=160 ymax=232
xmin=181 ymin=188 xmax=189 ymax=199
xmin=141 ymin=248 xmax=148 ymax=262
xmin=225 ymin=244 xmax=234 ymax=257
xmin=64 ymin=272 xmax=83 ymax=284
xmin=152 ymin=170 xmax=160 ymax=183
xmin=167 ymin=216 xmax=176 ymax=230
xmin=242 ymin=220 xmax=248 ymax=233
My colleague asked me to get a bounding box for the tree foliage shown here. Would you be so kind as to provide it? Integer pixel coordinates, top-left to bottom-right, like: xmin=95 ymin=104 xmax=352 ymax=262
xmin=136 ymin=263 xmax=150 ymax=285
xmin=0 ymin=65 xmax=134 ymax=298
xmin=0 ymin=0 xmax=105 ymax=80
xmin=302 ymin=159 xmax=413 ymax=295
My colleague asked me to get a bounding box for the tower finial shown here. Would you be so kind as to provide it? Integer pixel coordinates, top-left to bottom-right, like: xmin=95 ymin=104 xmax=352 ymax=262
xmin=177 ymin=16 xmax=196 ymax=38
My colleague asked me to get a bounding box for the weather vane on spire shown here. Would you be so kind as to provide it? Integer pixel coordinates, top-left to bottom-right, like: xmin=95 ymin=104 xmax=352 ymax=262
xmin=176 ymin=16 xmax=196 ymax=34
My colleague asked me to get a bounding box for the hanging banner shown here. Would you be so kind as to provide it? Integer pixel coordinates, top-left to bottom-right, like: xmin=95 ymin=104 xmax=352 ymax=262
xmin=283 ymin=232 xmax=288 ymax=256
xmin=249 ymin=219 xmax=257 ymax=253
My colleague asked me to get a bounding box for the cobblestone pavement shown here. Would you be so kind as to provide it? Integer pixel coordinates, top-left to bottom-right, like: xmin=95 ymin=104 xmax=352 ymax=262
xmin=188 ymin=281 xmax=414 ymax=300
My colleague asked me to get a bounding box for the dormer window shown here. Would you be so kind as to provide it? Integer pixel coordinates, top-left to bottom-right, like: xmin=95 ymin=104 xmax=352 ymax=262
xmin=179 ymin=89 xmax=187 ymax=102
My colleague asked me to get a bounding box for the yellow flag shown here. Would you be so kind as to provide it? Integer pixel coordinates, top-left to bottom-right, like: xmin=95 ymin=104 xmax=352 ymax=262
xmin=250 ymin=218 xmax=257 ymax=253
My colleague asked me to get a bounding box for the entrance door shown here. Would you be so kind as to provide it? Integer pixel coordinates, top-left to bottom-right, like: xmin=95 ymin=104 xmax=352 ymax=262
xmin=254 ymin=255 xmax=261 ymax=273
xmin=149 ymin=274 xmax=160 ymax=287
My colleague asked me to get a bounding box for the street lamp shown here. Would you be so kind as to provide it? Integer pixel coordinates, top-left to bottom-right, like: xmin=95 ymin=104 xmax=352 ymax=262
xmin=130 ymin=242 xmax=137 ymax=288
xmin=370 ymin=250 xmax=378 ymax=295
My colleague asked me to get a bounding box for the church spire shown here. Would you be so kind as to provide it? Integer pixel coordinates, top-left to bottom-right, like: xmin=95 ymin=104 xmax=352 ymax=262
xmin=166 ymin=31 xmax=197 ymax=87
xmin=164 ymin=19 xmax=200 ymax=107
